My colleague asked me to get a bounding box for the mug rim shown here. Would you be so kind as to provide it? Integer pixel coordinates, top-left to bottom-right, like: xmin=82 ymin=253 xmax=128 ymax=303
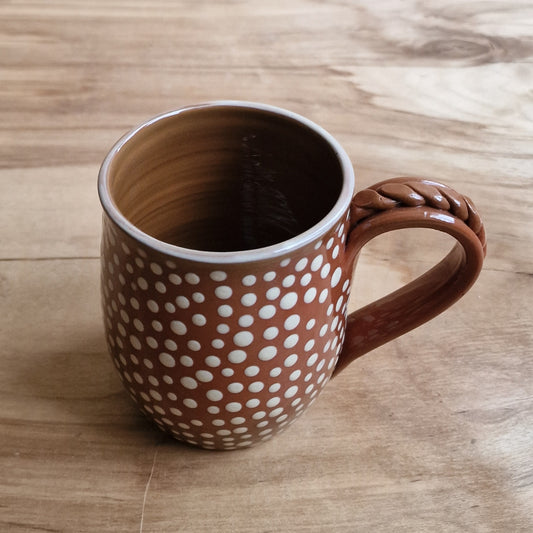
xmin=98 ymin=101 xmax=355 ymax=264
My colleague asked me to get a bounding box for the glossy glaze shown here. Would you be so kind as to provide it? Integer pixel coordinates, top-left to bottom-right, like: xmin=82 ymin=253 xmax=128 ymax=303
xmin=99 ymin=102 xmax=486 ymax=449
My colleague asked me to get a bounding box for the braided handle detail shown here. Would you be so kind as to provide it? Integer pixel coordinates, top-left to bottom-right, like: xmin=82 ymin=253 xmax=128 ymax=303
xmin=334 ymin=176 xmax=487 ymax=375
xmin=350 ymin=178 xmax=487 ymax=256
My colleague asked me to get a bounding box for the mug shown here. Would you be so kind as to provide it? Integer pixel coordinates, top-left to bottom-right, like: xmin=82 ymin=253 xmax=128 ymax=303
xmin=98 ymin=101 xmax=486 ymax=450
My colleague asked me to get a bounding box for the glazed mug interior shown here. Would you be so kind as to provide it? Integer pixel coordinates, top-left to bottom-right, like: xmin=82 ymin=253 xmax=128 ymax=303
xmin=106 ymin=106 xmax=344 ymax=252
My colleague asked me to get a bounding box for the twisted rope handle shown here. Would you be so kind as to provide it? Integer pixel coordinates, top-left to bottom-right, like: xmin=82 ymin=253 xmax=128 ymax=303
xmin=334 ymin=177 xmax=486 ymax=375
xmin=350 ymin=178 xmax=487 ymax=255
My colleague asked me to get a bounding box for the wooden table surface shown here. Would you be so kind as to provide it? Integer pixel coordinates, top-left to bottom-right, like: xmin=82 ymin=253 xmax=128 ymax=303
xmin=1 ymin=1 xmax=532 ymax=531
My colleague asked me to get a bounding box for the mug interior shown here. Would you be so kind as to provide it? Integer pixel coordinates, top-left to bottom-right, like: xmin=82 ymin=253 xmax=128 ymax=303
xmin=105 ymin=104 xmax=344 ymax=252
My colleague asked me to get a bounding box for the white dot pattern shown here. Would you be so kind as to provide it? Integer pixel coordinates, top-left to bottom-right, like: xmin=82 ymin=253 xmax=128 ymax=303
xmin=101 ymin=211 xmax=351 ymax=450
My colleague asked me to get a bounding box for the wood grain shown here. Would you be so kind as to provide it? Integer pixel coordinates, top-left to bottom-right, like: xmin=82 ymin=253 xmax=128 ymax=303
xmin=1 ymin=1 xmax=532 ymax=531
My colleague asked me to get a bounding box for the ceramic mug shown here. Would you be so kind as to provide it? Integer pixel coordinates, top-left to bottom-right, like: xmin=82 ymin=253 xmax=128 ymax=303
xmin=98 ymin=101 xmax=486 ymax=450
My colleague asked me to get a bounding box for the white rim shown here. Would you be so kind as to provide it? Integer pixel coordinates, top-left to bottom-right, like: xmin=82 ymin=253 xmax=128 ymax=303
xmin=98 ymin=101 xmax=355 ymax=264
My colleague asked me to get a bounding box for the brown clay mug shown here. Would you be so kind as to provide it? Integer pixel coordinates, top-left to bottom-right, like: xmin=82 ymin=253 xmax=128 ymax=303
xmin=98 ymin=101 xmax=486 ymax=450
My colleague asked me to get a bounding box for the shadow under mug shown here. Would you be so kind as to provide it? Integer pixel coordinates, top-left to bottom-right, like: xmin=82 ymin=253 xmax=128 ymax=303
xmin=98 ymin=101 xmax=486 ymax=450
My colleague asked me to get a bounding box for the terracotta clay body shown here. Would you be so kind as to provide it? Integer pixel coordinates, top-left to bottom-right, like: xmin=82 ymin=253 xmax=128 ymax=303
xmin=99 ymin=102 xmax=485 ymax=450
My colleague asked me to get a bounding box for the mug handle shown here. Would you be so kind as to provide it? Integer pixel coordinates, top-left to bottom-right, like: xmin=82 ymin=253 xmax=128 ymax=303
xmin=334 ymin=177 xmax=487 ymax=375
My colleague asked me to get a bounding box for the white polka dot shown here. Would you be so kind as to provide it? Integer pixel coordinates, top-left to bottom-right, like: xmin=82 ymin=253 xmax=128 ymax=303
xmin=150 ymin=262 xmax=163 ymax=275
xmin=135 ymin=257 xmax=145 ymax=269
xmin=295 ymin=258 xmax=308 ymax=271
xmin=259 ymin=305 xmax=276 ymax=319
xmin=311 ymin=255 xmax=324 ymax=271
xmin=192 ymin=314 xmax=207 ymax=326
xmin=238 ymin=315 xmax=254 ymax=327
xmin=227 ymin=382 xmax=244 ymax=393
xmin=215 ymin=286 xmax=232 ymax=299
xmin=242 ymin=275 xmax=256 ymax=286
xmin=196 ymin=370 xmax=214 ymax=382
xmin=169 ymin=273 xmax=182 ymax=285
xmin=231 ymin=417 xmax=246 ymax=425
xmin=129 ymin=335 xmax=141 ymax=350
xmin=244 ymin=365 xmax=260 ymax=377
xmin=319 ymin=288 xmax=329 ymax=303
xmin=170 ymin=320 xmax=187 ymax=335
xmin=320 ymin=263 xmax=331 ymax=279
xmin=326 ymin=237 xmax=334 ymax=249
xmin=319 ymin=324 xmax=328 ymax=337
xmin=163 ymin=376 xmax=174 ymax=385
xmin=211 ymin=338 xmax=224 ymax=349
xmin=180 ymin=355 xmax=194 ymax=367
xmin=314 ymin=240 xmax=323 ymax=250
xmin=282 ymin=275 xmax=295 ymax=287
xmin=233 ymin=331 xmax=254 ymax=347
xmin=155 ymin=281 xmax=167 ymax=294
xmin=228 ymin=350 xmax=247 ymax=364
xmin=300 ymin=273 xmax=312 ymax=286
xmin=246 ymin=398 xmax=260 ymax=408
xmin=266 ymin=287 xmax=280 ymax=300
xmin=336 ymin=295 xmax=344 ymax=312
xmin=217 ymin=305 xmax=233 ymax=317
xmin=217 ymin=324 xmax=230 ymax=334
xmin=258 ymin=346 xmax=277 ymax=361
xmin=280 ymin=258 xmax=291 ymax=267
xmin=137 ymin=277 xmax=148 ymax=290
xmin=241 ymin=293 xmax=257 ymax=306
xmin=143 ymin=358 xmax=153 ymax=369
xmin=164 ymin=302 xmax=176 ymax=313
xmin=332 ymin=244 xmax=340 ymax=259
xmin=192 ymin=292 xmax=205 ymax=303
xmin=120 ymin=310 xmax=129 ymax=323
xmin=205 ymin=355 xmax=221 ymax=367
xmin=159 ymin=352 xmax=176 ymax=368
xmin=121 ymin=243 xmax=130 ymax=254
xmin=280 ymin=292 xmax=298 ymax=310
xmin=164 ymin=339 xmax=177 ymax=351
xmin=225 ymin=402 xmax=242 ymax=413
xmin=284 ymin=334 xmax=299 ymax=349
xmin=330 ymin=316 xmax=339 ymax=332
xmin=263 ymin=271 xmax=276 ymax=282
xmin=207 ymin=389 xmax=223 ymax=401
xmin=284 ymin=314 xmax=301 ymax=330
xmin=266 ymin=397 xmax=280 ymax=408
xmin=221 ymin=368 xmax=234 ymax=377
xmin=149 ymin=389 xmax=162 ymax=401
xmin=289 ymin=369 xmax=302 ymax=381
xmin=185 ymin=273 xmax=200 ymax=284
xmin=187 ymin=340 xmax=201 ymax=351
xmin=183 ymin=398 xmax=198 ymax=408
xmin=269 ymin=383 xmax=281 ymax=393
xmin=181 ymin=377 xmax=198 ymax=390
xmin=130 ymin=297 xmax=140 ymax=310
xmin=252 ymin=411 xmax=266 ymax=420
xmin=248 ymin=381 xmax=264 ymax=393
xmin=327 ymin=304 xmax=334 ymax=316
xmin=331 ymin=267 xmax=342 ymax=287
xmin=210 ymin=270 xmax=227 ymax=282
xmin=117 ymin=323 xmax=126 ymax=337
xmin=284 ymin=385 xmax=299 ymax=398
xmin=133 ymin=372 xmax=143 ymax=384
xmin=284 ymin=354 xmax=298 ymax=367
xmin=263 ymin=327 xmax=279 ymax=340
xmin=303 ymin=287 xmax=317 ymax=303
xmin=133 ymin=318 xmax=144 ymax=332
xmin=208 ymin=407 xmax=220 ymax=416
xmin=270 ymin=367 xmax=282 ymax=377
xmin=176 ymin=296 xmax=190 ymax=309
